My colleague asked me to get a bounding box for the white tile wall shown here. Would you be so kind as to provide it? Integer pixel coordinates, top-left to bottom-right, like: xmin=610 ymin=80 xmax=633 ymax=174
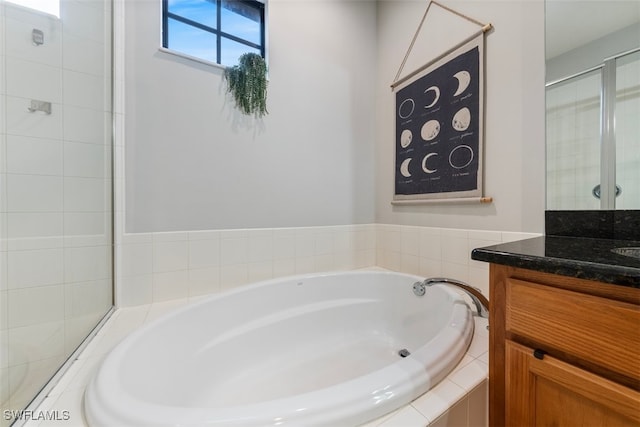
xmin=376 ymin=224 xmax=539 ymax=299
xmin=116 ymin=224 xmax=378 ymax=306
xmin=6 ymin=135 xmax=62 ymax=176
xmin=5 ymin=96 xmax=63 ymax=140
xmin=114 ymin=223 xmax=540 ymax=307
xmin=1 ymin=0 xmax=113 ymax=419
xmin=5 ymin=58 xmax=62 ymax=103
xmin=62 ymin=106 xmax=106 ymax=145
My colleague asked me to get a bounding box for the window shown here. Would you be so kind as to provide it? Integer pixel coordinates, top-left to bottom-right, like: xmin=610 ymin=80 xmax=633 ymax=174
xmin=162 ymin=0 xmax=265 ymax=67
xmin=6 ymin=0 xmax=59 ymax=17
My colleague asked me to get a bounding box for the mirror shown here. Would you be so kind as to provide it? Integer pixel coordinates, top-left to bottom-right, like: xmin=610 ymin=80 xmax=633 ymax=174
xmin=545 ymin=1 xmax=640 ymax=210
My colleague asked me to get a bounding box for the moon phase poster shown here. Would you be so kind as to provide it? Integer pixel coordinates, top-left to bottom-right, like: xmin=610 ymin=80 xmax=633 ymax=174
xmin=393 ymin=35 xmax=484 ymax=202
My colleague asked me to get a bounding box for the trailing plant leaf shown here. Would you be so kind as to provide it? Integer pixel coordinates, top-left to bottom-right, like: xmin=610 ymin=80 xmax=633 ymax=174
xmin=224 ymin=53 xmax=268 ymax=118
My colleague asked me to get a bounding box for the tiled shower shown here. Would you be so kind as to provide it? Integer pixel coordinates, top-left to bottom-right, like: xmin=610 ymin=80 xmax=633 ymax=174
xmin=546 ymin=49 xmax=640 ymax=210
xmin=0 ymin=0 xmax=114 ymax=422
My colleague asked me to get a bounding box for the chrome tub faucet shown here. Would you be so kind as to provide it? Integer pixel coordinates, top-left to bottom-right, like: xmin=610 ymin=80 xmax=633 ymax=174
xmin=413 ymin=277 xmax=489 ymax=319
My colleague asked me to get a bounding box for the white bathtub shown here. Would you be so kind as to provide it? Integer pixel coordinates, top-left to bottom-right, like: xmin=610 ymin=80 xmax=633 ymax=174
xmin=84 ymin=271 xmax=474 ymax=426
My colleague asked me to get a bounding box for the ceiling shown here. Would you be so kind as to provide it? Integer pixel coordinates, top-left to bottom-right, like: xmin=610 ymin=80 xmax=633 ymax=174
xmin=545 ymin=0 xmax=640 ymax=59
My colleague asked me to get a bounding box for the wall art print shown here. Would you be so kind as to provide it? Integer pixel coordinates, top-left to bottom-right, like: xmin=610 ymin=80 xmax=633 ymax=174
xmin=394 ymin=35 xmax=484 ymax=202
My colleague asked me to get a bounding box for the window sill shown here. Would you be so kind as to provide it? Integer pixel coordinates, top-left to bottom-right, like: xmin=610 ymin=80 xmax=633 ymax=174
xmin=158 ymin=47 xmax=227 ymax=71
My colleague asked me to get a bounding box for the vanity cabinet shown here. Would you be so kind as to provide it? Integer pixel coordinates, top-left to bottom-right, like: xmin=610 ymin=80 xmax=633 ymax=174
xmin=489 ymin=264 xmax=640 ymax=427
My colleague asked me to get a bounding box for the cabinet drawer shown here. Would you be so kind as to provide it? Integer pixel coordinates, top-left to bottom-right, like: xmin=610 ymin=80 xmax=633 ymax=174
xmin=506 ymin=278 xmax=640 ymax=382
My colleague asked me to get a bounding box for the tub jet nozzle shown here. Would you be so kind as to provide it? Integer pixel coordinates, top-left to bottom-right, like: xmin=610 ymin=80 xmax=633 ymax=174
xmin=398 ymin=349 xmax=411 ymax=358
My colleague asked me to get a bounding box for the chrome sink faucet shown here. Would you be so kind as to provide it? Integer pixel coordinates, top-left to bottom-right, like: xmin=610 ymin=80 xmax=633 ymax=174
xmin=413 ymin=277 xmax=490 ymax=318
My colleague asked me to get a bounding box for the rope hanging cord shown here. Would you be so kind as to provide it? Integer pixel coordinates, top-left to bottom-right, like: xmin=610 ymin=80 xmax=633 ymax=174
xmin=392 ymin=0 xmax=492 ymax=89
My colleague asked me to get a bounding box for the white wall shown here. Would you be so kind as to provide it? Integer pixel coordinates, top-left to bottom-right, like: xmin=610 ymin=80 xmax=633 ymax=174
xmin=375 ymin=0 xmax=546 ymax=233
xmin=125 ymin=0 xmax=377 ymax=233
xmin=546 ymin=23 xmax=640 ymax=83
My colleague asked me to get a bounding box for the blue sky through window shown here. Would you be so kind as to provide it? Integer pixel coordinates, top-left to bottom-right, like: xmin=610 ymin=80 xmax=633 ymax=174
xmin=166 ymin=0 xmax=263 ymax=66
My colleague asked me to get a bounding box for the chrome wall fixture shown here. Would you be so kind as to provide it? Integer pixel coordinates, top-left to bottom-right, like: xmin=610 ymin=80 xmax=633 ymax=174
xmin=27 ymin=99 xmax=52 ymax=114
xmin=32 ymin=28 xmax=44 ymax=45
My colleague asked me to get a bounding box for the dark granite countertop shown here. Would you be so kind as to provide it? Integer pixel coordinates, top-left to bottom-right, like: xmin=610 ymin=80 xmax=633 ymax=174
xmin=471 ymin=236 xmax=640 ymax=287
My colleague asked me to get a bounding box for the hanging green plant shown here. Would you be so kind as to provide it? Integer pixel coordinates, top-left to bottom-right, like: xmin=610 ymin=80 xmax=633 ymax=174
xmin=224 ymin=52 xmax=268 ymax=118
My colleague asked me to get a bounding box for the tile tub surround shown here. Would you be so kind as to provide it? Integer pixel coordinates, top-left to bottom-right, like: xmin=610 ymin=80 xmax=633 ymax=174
xmin=24 ymin=295 xmax=489 ymax=427
xmin=115 ymin=224 xmax=541 ymax=306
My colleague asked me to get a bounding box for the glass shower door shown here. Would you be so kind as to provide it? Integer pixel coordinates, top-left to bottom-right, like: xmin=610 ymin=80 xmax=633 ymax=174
xmin=0 ymin=0 xmax=113 ymax=423
xmin=546 ymin=68 xmax=602 ymax=210
xmin=615 ymin=49 xmax=640 ymax=209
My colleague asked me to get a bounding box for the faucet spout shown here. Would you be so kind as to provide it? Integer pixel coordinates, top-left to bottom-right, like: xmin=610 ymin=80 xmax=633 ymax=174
xmin=421 ymin=277 xmax=490 ymax=318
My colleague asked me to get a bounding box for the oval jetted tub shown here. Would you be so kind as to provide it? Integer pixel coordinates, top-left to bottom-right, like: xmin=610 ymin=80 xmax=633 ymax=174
xmin=84 ymin=271 xmax=474 ymax=426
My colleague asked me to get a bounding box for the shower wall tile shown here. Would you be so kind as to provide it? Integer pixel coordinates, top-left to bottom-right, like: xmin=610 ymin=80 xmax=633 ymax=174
xmin=7 ymin=248 xmax=64 ymax=289
xmin=6 ymin=212 xmax=63 ymax=239
xmin=1 ymin=0 xmax=115 ymax=416
xmin=7 ymin=285 xmax=64 ymax=329
xmin=0 ymin=330 xmax=6 ymax=370
xmin=0 ymin=56 xmax=5 ymax=95
xmin=7 ymin=321 xmax=64 ymax=366
xmin=8 ymin=355 xmax=66 ymax=413
xmin=0 ymin=289 xmax=7 ymax=327
xmin=62 ymin=32 xmax=105 ymax=77
xmin=6 ymin=135 xmax=62 ymax=176
xmin=62 ymin=106 xmax=106 ymax=145
xmin=5 ymin=57 xmax=62 ymax=103
xmin=64 ymin=280 xmax=111 ymax=321
xmin=63 ymin=177 xmax=106 ymax=212
xmin=6 ymin=174 xmax=62 ymax=212
xmin=6 ymin=236 xmax=63 ymax=253
xmin=63 ymin=212 xmax=108 ymax=237
xmin=63 ymin=142 xmax=107 ymax=178
xmin=62 ymin=70 xmax=104 ymax=111
xmin=5 ymin=96 xmax=63 ymax=140
xmin=4 ymin=13 xmax=62 ymax=68
xmin=60 ymin=0 xmax=106 ymax=45
xmin=64 ymin=246 xmax=110 ymax=283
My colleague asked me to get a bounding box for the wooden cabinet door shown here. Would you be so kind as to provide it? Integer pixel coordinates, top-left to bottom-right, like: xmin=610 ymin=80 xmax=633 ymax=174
xmin=505 ymin=341 xmax=640 ymax=427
